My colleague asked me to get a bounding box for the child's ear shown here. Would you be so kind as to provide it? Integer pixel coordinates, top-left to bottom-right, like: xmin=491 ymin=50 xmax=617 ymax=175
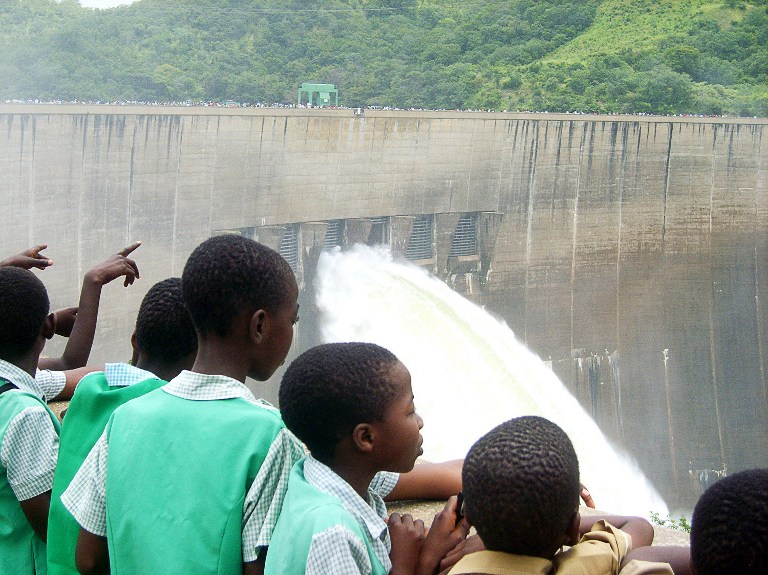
xmin=42 ymin=313 xmax=56 ymax=340
xmin=351 ymin=423 xmax=375 ymax=454
xmin=249 ymin=309 xmax=267 ymax=344
xmin=129 ymin=331 xmax=140 ymax=365
xmin=566 ymin=511 xmax=580 ymax=546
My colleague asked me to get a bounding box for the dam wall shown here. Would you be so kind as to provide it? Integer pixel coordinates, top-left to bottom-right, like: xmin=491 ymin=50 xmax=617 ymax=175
xmin=1 ymin=104 xmax=766 ymax=507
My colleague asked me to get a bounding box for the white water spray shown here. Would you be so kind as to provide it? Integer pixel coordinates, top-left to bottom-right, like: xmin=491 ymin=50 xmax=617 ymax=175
xmin=315 ymin=244 xmax=668 ymax=516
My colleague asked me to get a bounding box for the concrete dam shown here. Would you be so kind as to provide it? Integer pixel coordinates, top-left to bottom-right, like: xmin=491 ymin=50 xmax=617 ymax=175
xmin=1 ymin=104 xmax=766 ymax=509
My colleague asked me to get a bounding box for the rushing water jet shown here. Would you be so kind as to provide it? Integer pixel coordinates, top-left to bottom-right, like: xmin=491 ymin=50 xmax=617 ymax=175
xmin=315 ymin=244 xmax=668 ymax=516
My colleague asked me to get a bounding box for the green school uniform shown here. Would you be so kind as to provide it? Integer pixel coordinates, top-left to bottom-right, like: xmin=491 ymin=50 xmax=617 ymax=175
xmin=103 ymin=389 xmax=287 ymax=574
xmin=46 ymin=370 xmax=165 ymax=575
xmin=0 ymin=386 xmax=61 ymax=575
xmin=265 ymin=458 xmax=388 ymax=575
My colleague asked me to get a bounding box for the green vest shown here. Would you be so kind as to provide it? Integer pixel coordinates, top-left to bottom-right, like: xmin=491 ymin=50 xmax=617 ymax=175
xmin=265 ymin=458 xmax=388 ymax=575
xmin=46 ymin=372 xmax=165 ymax=575
xmin=0 ymin=387 xmax=61 ymax=575
xmin=104 ymin=389 xmax=286 ymax=575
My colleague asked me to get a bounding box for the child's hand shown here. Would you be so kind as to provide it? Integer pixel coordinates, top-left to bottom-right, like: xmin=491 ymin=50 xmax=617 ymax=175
xmin=53 ymin=307 xmax=78 ymax=337
xmin=417 ymin=496 xmax=471 ymax=575
xmin=1 ymin=244 xmax=53 ymax=270
xmin=580 ymin=483 xmax=595 ymax=508
xmin=438 ymin=534 xmax=485 ymax=574
xmin=388 ymin=512 xmax=426 ymax=575
xmin=84 ymin=242 xmax=141 ymax=287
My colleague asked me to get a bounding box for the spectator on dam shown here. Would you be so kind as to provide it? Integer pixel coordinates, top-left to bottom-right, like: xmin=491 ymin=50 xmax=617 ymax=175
xmin=2 ymin=242 xmax=142 ymax=399
xmin=442 ymin=416 xmax=682 ymax=575
xmin=0 ymin=266 xmax=61 ymax=575
xmin=62 ymin=234 xmax=305 ymax=574
xmin=267 ymin=342 xmax=470 ymax=575
xmin=689 ymin=468 xmax=768 ymax=575
xmin=46 ymin=277 xmax=197 ymax=575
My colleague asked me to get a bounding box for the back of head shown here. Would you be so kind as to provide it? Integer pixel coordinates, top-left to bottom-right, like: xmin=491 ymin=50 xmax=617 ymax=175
xmin=0 ymin=267 xmax=50 ymax=362
xmin=279 ymin=342 xmax=400 ymax=463
xmin=181 ymin=235 xmax=294 ymax=337
xmin=690 ymin=468 xmax=768 ymax=575
xmin=462 ymin=416 xmax=580 ymax=558
xmin=134 ymin=278 xmax=196 ymax=364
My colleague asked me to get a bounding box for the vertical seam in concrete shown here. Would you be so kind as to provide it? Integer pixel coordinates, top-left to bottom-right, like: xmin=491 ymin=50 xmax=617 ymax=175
xmin=524 ymin=121 xmax=539 ymax=343
xmin=77 ymin=115 xmax=89 ymax=284
xmin=662 ymin=124 xmax=673 ymax=250
xmin=27 ymin=116 xmax=36 ymax=247
xmin=570 ymin=123 xmax=586 ymax=355
xmin=171 ymin=121 xmax=184 ymax=274
xmin=208 ymin=116 xmax=220 ymax=235
xmin=753 ymin=126 xmax=767 ymax=404
xmin=127 ymin=118 xmax=136 ymax=243
xmin=708 ymin=126 xmax=727 ymax=474
xmin=615 ymin=122 xmax=628 ymax=442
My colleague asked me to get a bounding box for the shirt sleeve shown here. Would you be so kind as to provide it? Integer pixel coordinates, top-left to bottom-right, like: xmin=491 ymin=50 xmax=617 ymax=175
xmin=370 ymin=471 xmax=400 ymax=498
xmin=241 ymin=427 xmax=307 ymax=561
xmin=306 ymin=524 xmax=374 ymax=575
xmin=553 ymin=520 xmax=632 ymax=575
xmin=60 ymin=429 xmax=109 ymax=536
xmin=0 ymin=406 xmax=59 ymax=500
xmin=35 ymin=369 xmax=66 ymax=401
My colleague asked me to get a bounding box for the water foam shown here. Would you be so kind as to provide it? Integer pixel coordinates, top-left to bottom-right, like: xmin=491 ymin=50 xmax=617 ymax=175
xmin=315 ymin=244 xmax=668 ymax=516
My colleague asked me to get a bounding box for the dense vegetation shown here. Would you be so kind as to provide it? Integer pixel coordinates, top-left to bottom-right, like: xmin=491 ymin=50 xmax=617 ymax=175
xmin=1 ymin=0 xmax=766 ymax=116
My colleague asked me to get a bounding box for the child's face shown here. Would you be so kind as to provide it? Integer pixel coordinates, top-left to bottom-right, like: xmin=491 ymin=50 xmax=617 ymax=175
xmin=372 ymin=361 xmax=424 ymax=473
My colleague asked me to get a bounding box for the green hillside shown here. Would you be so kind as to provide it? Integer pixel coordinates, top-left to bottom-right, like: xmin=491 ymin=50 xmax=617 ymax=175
xmin=548 ymin=1 xmax=729 ymax=61
xmin=0 ymin=0 xmax=765 ymax=116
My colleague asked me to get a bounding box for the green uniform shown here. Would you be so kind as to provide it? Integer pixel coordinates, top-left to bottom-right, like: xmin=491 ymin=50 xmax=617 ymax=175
xmin=265 ymin=458 xmax=388 ymax=575
xmin=104 ymin=389 xmax=286 ymax=574
xmin=46 ymin=371 xmax=164 ymax=575
xmin=0 ymin=387 xmax=60 ymax=575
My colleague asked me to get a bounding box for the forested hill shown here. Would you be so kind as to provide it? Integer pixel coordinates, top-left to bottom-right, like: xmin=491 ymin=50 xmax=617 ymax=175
xmin=1 ymin=0 xmax=766 ymax=116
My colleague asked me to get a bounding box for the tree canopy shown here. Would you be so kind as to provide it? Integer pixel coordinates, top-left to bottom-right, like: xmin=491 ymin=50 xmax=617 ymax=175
xmin=1 ymin=0 xmax=766 ymax=116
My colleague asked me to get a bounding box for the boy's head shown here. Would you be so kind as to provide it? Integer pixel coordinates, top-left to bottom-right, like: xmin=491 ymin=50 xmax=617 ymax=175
xmin=690 ymin=468 xmax=768 ymax=575
xmin=279 ymin=342 xmax=423 ymax=469
xmin=132 ymin=277 xmax=197 ymax=373
xmin=462 ymin=416 xmax=580 ymax=559
xmin=182 ymin=234 xmax=298 ymax=380
xmin=0 ymin=266 xmax=52 ymax=365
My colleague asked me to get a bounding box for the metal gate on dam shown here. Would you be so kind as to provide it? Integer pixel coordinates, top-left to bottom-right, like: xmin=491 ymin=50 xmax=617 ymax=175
xmin=1 ymin=104 xmax=766 ymax=508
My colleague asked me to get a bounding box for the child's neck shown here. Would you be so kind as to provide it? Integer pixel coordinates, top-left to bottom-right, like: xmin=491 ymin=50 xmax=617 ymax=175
xmin=327 ymin=456 xmax=379 ymax=500
xmin=192 ymin=337 xmax=250 ymax=383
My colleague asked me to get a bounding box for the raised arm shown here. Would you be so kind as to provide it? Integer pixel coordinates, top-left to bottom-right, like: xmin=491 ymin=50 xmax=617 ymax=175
xmin=38 ymin=241 xmax=141 ymax=372
xmin=0 ymin=244 xmax=53 ymax=270
xmin=385 ymin=459 xmax=463 ymax=502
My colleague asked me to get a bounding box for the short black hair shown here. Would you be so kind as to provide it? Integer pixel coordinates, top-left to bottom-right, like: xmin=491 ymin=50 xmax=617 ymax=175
xmin=462 ymin=416 xmax=580 ymax=558
xmin=279 ymin=342 xmax=401 ymax=462
xmin=690 ymin=468 xmax=768 ymax=575
xmin=182 ymin=234 xmax=294 ymax=338
xmin=0 ymin=267 xmax=50 ymax=361
xmin=134 ymin=278 xmax=197 ymax=363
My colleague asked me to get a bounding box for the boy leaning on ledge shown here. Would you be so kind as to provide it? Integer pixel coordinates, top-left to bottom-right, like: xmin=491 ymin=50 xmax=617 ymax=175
xmin=267 ymin=342 xmax=469 ymax=575
xmin=443 ymin=416 xmax=685 ymax=575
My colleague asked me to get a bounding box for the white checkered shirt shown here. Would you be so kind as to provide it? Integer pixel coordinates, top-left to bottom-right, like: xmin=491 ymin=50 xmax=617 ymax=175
xmin=61 ymin=370 xmax=306 ymax=561
xmin=34 ymin=368 xmax=66 ymax=401
xmin=100 ymin=362 xmax=157 ymax=387
xmin=303 ymin=455 xmax=399 ymax=575
xmin=0 ymin=360 xmax=59 ymax=501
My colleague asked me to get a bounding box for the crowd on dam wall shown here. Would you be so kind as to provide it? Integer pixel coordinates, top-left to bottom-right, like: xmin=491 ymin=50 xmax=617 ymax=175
xmin=2 ymin=98 xmax=752 ymax=118
xmin=2 ymin=239 xmax=767 ymax=575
